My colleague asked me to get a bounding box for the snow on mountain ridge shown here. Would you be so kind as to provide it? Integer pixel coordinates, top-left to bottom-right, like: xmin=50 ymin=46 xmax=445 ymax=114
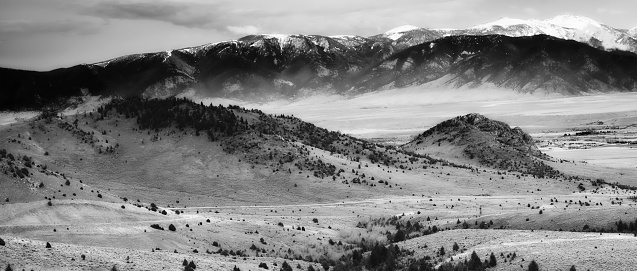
xmin=385 ymin=25 xmax=420 ymax=34
xmin=459 ymin=15 xmax=635 ymax=53
xmin=547 ymin=15 xmax=601 ymax=29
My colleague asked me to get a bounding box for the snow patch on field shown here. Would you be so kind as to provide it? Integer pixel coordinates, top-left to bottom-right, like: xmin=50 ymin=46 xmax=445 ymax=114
xmin=0 ymin=111 xmax=39 ymax=126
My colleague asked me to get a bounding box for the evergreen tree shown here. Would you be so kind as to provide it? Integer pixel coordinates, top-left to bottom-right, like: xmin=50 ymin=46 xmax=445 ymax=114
xmin=528 ymin=260 xmax=539 ymax=271
xmin=569 ymin=265 xmax=576 ymax=271
xmin=489 ymin=252 xmax=497 ymax=267
xmin=468 ymin=251 xmax=482 ymax=270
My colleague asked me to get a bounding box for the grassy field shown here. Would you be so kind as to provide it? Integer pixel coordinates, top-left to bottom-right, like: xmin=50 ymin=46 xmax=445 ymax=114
xmin=1 ymin=91 xmax=637 ymax=270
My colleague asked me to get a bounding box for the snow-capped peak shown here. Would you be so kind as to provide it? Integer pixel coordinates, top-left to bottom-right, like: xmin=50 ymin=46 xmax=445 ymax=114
xmin=384 ymin=25 xmax=421 ymax=40
xmin=628 ymin=27 xmax=637 ymax=37
xmin=458 ymin=14 xmax=635 ymax=53
xmin=546 ymin=15 xmax=601 ymax=30
xmin=385 ymin=25 xmax=420 ymax=34
xmin=470 ymin=17 xmax=531 ymax=29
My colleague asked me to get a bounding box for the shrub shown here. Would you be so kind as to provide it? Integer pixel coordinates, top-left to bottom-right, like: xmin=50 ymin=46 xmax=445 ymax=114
xmin=0 ymin=237 xmax=5 ymax=246
xmin=258 ymin=262 xmax=268 ymax=269
xmin=45 ymin=242 xmax=52 ymax=248
xmin=65 ymin=179 xmax=70 ymax=186
xmin=528 ymin=260 xmax=539 ymax=271
xmin=169 ymin=224 xmax=176 ymax=231
xmin=48 ymin=201 xmax=52 ymax=206
xmin=97 ymin=194 xmax=102 ymax=198
xmin=312 ymin=218 xmax=319 ymax=223
xmin=150 ymin=224 xmax=164 ymax=230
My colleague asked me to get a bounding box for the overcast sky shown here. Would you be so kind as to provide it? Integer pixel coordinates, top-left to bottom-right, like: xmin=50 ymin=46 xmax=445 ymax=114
xmin=1 ymin=0 xmax=635 ymax=71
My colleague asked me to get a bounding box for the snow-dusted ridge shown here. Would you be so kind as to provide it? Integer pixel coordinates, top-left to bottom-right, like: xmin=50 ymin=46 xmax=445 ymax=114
xmin=443 ymin=14 xmax=637 ymax=53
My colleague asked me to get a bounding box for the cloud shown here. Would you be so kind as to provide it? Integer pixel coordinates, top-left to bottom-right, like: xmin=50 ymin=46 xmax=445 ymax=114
xmin=86 ymin=0 xmax=225 ymax=29
xmin=227 ymin=25 xmax=260 ymax=35
xmin=523 ymin=7 xmax=538 ymax=15
xmin=0 ymin=19 xmax=104 ymax=39
xmin=596 ymin=8 xmax=623 ymax=15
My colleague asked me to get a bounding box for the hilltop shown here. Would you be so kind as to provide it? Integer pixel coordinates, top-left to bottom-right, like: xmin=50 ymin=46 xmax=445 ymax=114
xmin=403 ymin=113 xmax=559 ymax=178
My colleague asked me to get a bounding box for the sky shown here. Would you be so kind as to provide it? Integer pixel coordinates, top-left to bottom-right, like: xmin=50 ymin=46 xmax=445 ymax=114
xmin=0 ymin=0 xmax=635 ymax=71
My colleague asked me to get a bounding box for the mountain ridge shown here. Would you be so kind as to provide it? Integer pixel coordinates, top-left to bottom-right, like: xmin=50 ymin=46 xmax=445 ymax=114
xmin=2 ymin=15 xmax=637 ymax=110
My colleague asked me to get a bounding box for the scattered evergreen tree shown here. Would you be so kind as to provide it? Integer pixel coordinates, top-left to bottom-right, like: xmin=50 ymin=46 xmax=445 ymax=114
xmin=569 ymin=265 xmax=577 ymax=271
xmin=528 ymin=260 xmax=539 ymax=271
xmin=468 ymin=251 xmax=482 ymax=270
xmin=259 ymin=262 xmax=269 ymax=269
xmin=281 ymin=261 xmax=293 ymax=271
xmin=169 ymin=224 xmax=176 ymax=231
xmin=188 ymin=260 xmax=196 ymax=269
xmin=45 ymin=242 xmax=52 ymax=248
xmin=489 ymin=252 xmax=497 ymax=267
xmin=0 ymin=237 xmax=5 ymax=246
xmin=452 ymin=242 xmax=459 ymax=251
xmin=182 ymin=259 xmax=188 ymax=266
xmin=4 ymin=264 xmax=12 ymax=271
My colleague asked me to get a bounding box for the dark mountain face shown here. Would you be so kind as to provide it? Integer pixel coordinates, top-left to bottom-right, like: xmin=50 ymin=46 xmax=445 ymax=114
xmin=2 ymin=33 xmax=637 ymax=109
xmin=403 ymin=113 xmax=560 ymax=178
xmin=357 ymin=35 xmax=637 ymax=94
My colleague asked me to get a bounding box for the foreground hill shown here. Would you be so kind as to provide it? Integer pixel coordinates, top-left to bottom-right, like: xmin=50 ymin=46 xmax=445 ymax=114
xmin=3 ymin=33 xmax=637 ymax=109
xmin=2 ymin=98 xmax=583 ymax=208
xmin=403 ymin=113 xmax=559 ymax=178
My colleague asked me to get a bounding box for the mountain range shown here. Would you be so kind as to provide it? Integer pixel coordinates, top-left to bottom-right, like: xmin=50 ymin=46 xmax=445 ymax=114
xmin=1 ymin=15 xmax=636 ymax=109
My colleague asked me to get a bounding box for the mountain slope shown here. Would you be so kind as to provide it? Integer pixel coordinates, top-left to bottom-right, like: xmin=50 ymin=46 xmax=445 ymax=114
xmin=355 ymin=34 xmax=637 ymax=94
xmin=402 ymin=113 xmax=559 ymax=178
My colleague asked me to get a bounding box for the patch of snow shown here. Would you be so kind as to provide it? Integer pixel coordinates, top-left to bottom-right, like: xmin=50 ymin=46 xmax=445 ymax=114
xmin=162 ymin=50 xmax=172 ymax=62
xmin=471 ymin=17 xmax=531 ymax=29
xmin=385 ymin=25 xmax=420 ymax=34
xmin=274 ymin=79 xmax=294 ymax=88
xmin=547 ymin=15 xmax=601 ymax=30
xmin=61 ymin=96 xmax=112 ymax=116
xmin=0 ymin=111 xmax=39 ymax=126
